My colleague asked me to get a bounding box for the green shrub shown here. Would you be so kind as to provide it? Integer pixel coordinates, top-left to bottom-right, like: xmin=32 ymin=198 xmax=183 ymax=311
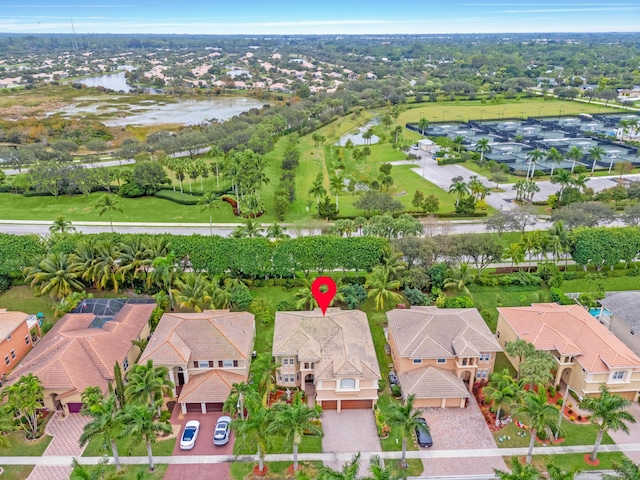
xmin=153 ymin=190 xmax=200 ymax=205
xmin=342 ymin=284 xmax=368 ymax=309
xmin=391 ymin=385 xmax=401 ymax=397
xmin=550 ymin=287 xmax=576 ymax=305
xmin=403 ymin=287 xmax=429 ymax=306
xmin=444 ymin=296 xmax=475 ymax=308
xmin=118 ymin=182 xmax=146 ymax=198
xmin=563 ymin=271 xmax=578 ymax=280
xmin=275 ymin=300 xmax=298 ymax=311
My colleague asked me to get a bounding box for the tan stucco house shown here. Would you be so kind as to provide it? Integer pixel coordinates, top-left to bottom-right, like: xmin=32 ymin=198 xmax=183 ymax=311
xmin=387 ymin=306 xmax=502 ymax=408
xmin=5 ymin=299 xmax=155 ymax=415
xmin=139 ymin=310 xmax=255 ymax=414
xmin=497 ymin=303 xmax=640 ymax=401
xmin=273 ymin=308 xmax=380 ymax=412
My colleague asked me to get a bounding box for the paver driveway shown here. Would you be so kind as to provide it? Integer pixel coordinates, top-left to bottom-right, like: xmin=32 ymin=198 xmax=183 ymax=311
xmin=321 ymin=410 xmax=381 ymax=473
xmin=27 ymin=412 xmax=89 ymax=480
xmin=608 ymin=401 xmax=640 ymax=463
xmin=419 ymin=395 xmax=507 ymax=476
xmin=165 ymin=402 xmax=232 ymax=479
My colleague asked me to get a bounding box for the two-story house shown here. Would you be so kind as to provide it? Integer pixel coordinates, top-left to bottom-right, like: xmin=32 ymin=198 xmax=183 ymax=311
xmin=5 ymin=299 xmax=155 ymax=415
xmin=273 ymin=308 xmax=380 ymax=412
xmin=598 ymin=292 xmax=640 ymax=357
xmin=497 ymin=303 xmax=640 ymax=401
xmin=0 ymin=309 xmax=41 ymax=378
xmin=139 ymin=310 xmax=255 ymax=414
xmin=387 ymin=306 xmax=502 ymax=408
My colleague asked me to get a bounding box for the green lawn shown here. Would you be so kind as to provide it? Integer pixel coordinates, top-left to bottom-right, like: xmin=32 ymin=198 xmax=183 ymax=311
xmin=230 ymin=460 xmax=323 ymax=480
xmin=0 ymin=465 xmax=33 ymax=480
xmin=493 ymin=420 xmax=614 ymax=449
xmin=469 ymin=284 xmax=546 ymax=333
xmin=398 ymin=98 xmax=623 ymax=125
xmin=0 ymin=285 xmax=56 ymax=326
xmin=494 ymin=352 xmax=517 ymax=378
xmin=525 ymin=452 xmax=628 ymax=472
xmin=0 ymin=432 xmax=52 ymax=456
xmin=561 ymin=275 xmax=640 ymax=294
xmin=82 ymin=435 xmax=175 ymax=457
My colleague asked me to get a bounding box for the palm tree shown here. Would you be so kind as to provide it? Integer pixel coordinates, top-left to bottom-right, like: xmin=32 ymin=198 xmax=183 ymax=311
xmin=269 ymin=393 xmax=322 ymax=471
xmin=526 ymin=148 xmax=545 ymax=180
xmin=448 ymin=178 xmax=469 ymax=206
xmin=452 ymin=135 xmax=465 ymax=153
xmin=149 ymin=252 xmax=182 ymax=310
xmin=79 ymin=395 xmax=123 ymax=471
xmin=329 ymin=173 xmax=344 ymax=211
xmin=606 ymin=457 xmax=640 ymax=480
xmin=231 ymin=406 xmax=274 ymax=474
xmin=483 ymin=369 xmax=522 ymax=423
xmin=95 ymin=194 xmax=123 ymax=233
xmin=70 ymin=457 xmax=109 ymax=480
xmin=117 ymin=404 xmax=172 ymax=472
xmin=513 ymin=390 xmax=560 ymax=464
xmin=380 ymin=245 xmax=406 ymax=279
xmin=504 ymin=339 xmax=535 ymax=380
xmin=588 ymin=145 xmax=605 ymax=175
xmin=82 ymin=240 xmax=121 ymax=293
xmin=0 ymin=373 xmax=44 ymax=438
xmin=206 ymin=145 xmax=224 ymax=189
xmin=545 ymin=147 xmax=564 ymax=177
xmin=252 ymin=354 xmax=281 ymax=407
xmin=551 ymin=169 xmax=574 ymax=203
xmin=506 ymin=243 xmax=525 ymax=268
xmin=387 ymin=394 xmax=428 ymax=469
xmin=418 ymin=117 xmax=429 ymax=135
xmin=309 ymin=173 xmax=327 ymax=205
xmin=580 ymin=385 xmax=637 ymax=462
xmin=124 ymin=360 xmax=174 ymax=417
xmin=368 ymin=454 xmax=408 ymax=480
xmin=223 ymin=382 xmax=259 ymax=420
xmin=295 ymin=278 xmax=319 ymax=310
xmin=494 ymin=456 xmax=540 ymax=480
xmin=444 ymin=262 xmax=474 ymax=295
xmin=197 ymin=191 xmax=220 ymax=235
xmin=475 ymin=138 xmax=492 ymax=164
xmin=173 ymin=272 xmax=212 ymax=312
xmin=49 ymin=216 xmax=75 ymax=234
xmin=80 ymin=386 xmax=104 ymax=413
xmin=24 ymin=252 xmax=84 ymax=299
xmin=566 ymin=146 xmax=584 ymax=174
xmin=546 ymin=461 xmax=581 ymax=480
xmin=365 ymin=266 xmax=402 ymax=312
xmin=519 ymin=351 xmax=555 ymax=390
xmin=232 ymin=218 xmax=263 ymax=238
xmin=318 ymin=453 xmax=362 ymax=480
xmin=266 ymin=222 xmax=289 ymax=241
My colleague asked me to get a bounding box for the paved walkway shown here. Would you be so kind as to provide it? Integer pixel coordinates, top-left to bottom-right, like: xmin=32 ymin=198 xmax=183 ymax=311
xmin=26 ymin=412 xmax=90 ymax=480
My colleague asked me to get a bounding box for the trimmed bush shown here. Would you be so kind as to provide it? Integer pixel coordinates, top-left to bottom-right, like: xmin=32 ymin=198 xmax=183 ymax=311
xmin=153 ymin=190 xmax=200 ymax=205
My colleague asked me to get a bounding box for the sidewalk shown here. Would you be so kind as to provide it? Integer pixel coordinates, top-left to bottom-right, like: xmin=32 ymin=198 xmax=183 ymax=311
xmin=4 ymin=442 xmax=640 ymax=466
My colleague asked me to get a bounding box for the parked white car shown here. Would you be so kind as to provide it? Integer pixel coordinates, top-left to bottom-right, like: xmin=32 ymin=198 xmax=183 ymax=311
xmin=180 ymin=420 xmax=200 ymax=450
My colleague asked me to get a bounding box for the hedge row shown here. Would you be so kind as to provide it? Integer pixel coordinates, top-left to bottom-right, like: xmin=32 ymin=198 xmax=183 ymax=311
xmin=153 ymin=190 xmax=201 ymax=205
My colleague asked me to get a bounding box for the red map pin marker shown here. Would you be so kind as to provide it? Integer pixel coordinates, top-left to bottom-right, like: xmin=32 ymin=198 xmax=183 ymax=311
xmin=311 ymin=276 xmax=337 ymax=316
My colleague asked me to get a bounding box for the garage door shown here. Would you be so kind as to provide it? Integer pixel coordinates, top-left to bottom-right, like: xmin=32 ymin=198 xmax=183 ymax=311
xmin=67 ymin=403 xmax=83 ymax=413
xmin=185 ymin=403 xmax=202 ymax=412
xmin=322 ymin=400 xmax=337 ymax=410
xmin=341 ymin=400 xmax=373 ymax=409
xmin=205 ymin=403 xmax=223 ymax=412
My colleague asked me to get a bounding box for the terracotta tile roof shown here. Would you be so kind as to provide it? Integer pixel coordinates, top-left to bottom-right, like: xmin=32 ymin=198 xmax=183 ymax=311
xmin=6 ymin=303 xmax=155 ymax=395
xmin=0 ymin=309 xmax=30 ymax=340
xmin=178 ymin=369 xmax=247 ymax=404
xmin=399 ymin=366 xmax=470 ymax=400
xmin=140 ymin=310 xmax=255 ymax=366
xmin=497 ymin=303 xmax=640 ymax=373
xmin=387 ymin=306 xmax=501 ymax=360
xmin=273 ymin=308 xmax=380 ymax=381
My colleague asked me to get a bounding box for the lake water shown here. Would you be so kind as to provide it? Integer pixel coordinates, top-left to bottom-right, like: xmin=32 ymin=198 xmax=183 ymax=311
xmin=337 ymin=119 xmax=380 ymax=146
xmin=52 ymin=96 xmax=267 ymax=127
xmin=76 ymin=71 xmax=138 ymax=93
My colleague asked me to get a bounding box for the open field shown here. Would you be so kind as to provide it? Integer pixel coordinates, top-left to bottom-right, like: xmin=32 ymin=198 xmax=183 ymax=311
xmin=398 ymin=98 xmax=624 ymax=125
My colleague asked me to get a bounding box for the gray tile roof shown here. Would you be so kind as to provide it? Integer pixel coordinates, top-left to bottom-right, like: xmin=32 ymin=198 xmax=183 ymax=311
xmin=399 ymin=366 xmax=470 ymax=399
xmin=599 ymin=292 xmax=640 ymax=332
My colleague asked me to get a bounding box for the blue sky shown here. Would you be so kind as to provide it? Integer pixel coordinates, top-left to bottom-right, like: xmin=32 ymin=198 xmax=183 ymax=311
xmin=1 ymin=1 xmax=639 ymax=35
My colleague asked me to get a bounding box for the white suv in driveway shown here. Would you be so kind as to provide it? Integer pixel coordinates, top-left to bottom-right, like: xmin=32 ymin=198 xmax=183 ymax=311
xmin=213 ymin=416 xmax=231 ymax=445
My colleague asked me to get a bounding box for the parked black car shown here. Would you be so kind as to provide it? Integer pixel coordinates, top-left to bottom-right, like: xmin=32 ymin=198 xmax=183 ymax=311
xmin=415 ymin=417 xmax=433 ymax=447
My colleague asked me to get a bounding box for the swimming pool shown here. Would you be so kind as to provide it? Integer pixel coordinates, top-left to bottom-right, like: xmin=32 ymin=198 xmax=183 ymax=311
xmin=589 ymin=307 xmax=612 ymax=317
